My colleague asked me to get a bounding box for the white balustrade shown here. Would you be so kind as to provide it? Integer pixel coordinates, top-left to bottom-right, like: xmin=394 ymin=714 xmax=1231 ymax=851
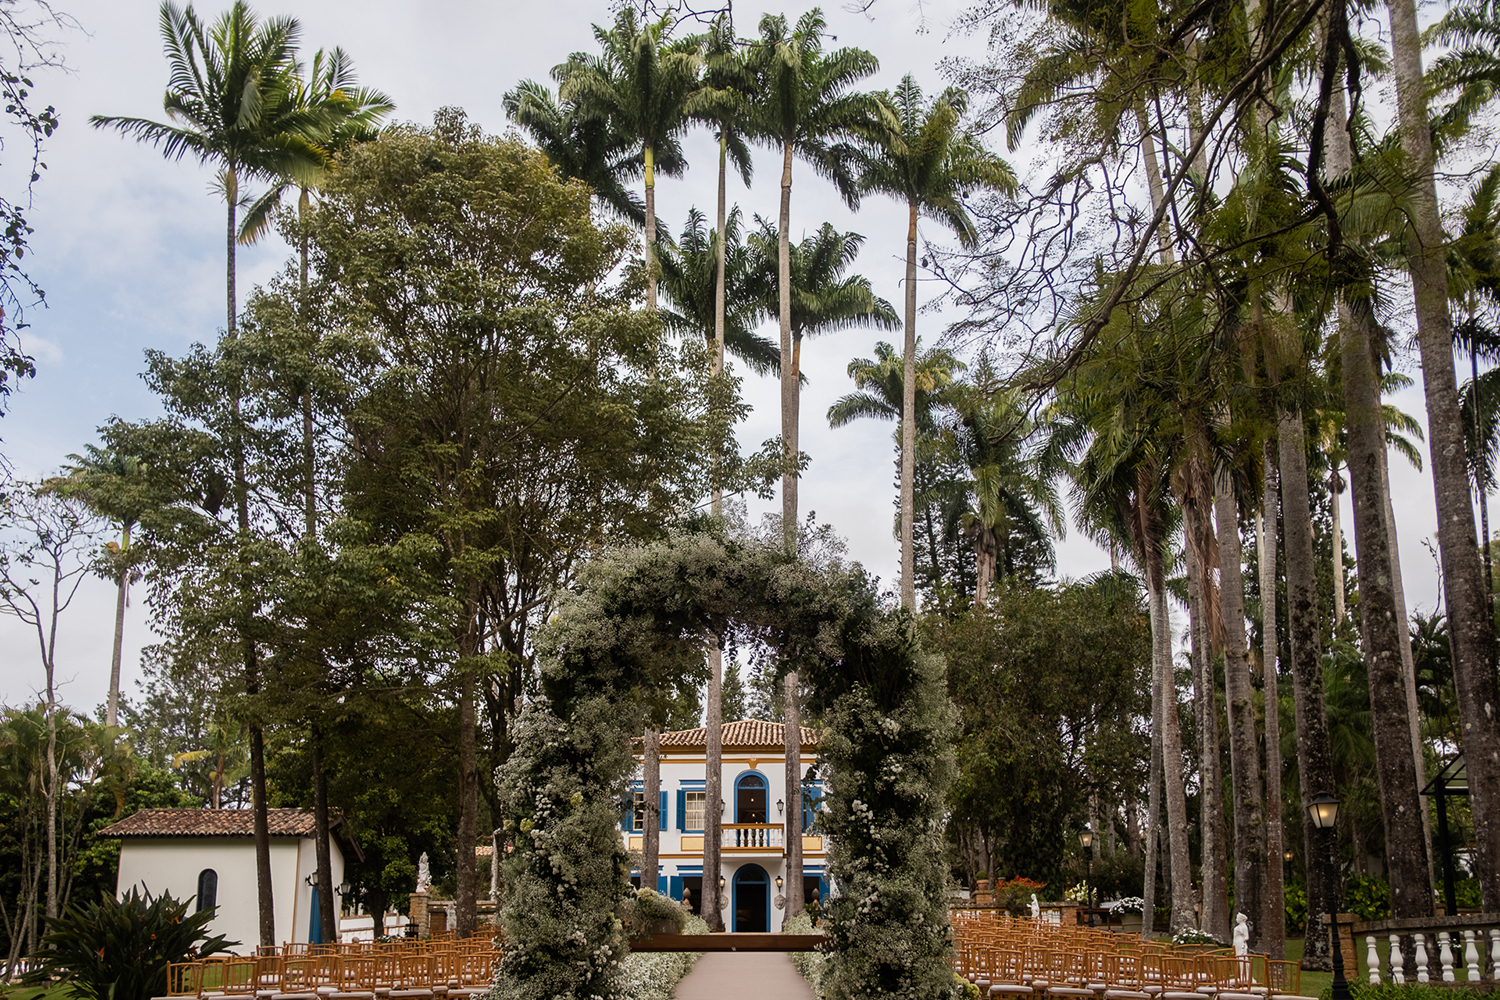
xmin=1464 ymin=929 xmax=1481 ymax=981
xmin=1333 ymin=917 xmax=1500 ymax=985
xmin=723 ymin=824 xmax=783 ymax=849
xmin=1439 ymin=931 xmax=1455 ymax=982
xmin=1389 ymin=934 xmax=1405 ymax=984
xmin=1365 ymin=936 xmax=1380 ymax=985
xmin=1490 ymin=928 xmax=1500 ymax=980
xmin=1415 ymin=933 xmax=1429 ymax=983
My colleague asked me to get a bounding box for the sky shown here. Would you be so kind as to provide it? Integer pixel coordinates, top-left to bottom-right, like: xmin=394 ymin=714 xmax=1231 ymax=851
xmin=0 ymin=0 xmax=1469 ymax=718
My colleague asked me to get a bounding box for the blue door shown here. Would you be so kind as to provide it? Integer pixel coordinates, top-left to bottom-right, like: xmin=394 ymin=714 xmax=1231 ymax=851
xmin=309 ymin=886 xmax=322 ymax=945
xmin=732 ymin=864 xmax=769 ymax=932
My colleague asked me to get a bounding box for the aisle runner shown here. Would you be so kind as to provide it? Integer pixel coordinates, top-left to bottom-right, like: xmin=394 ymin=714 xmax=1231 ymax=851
xmin=673 ymin=951 xmax=815 ymax=1000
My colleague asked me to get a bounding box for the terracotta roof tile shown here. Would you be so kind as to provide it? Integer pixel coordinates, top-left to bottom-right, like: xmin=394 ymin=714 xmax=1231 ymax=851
xmin=97 ymin=808 xmax=321 ymax=838
xmin=656 ymin=719 xmax=818 ymax=750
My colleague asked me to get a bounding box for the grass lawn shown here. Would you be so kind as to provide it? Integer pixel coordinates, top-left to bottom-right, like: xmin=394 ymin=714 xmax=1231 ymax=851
xmin=1285 ymin=936 xmax=1334 ymax=998
xmin=0 ymin=987 xmax=70 ymax=1000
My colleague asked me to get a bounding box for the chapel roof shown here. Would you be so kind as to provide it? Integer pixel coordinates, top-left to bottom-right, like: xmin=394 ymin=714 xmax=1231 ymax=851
xmin=98 ymin=807 xmax=328 ymax=839
xmin=655 ymin=719 xmax=819 ymax=750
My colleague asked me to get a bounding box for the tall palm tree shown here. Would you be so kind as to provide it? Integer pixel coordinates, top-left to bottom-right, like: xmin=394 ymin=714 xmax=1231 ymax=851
xmin=859 ymin=76 xmax=1016 ymax=610
xmin=749 ymin=213 xmax=894 ymax=919
xmin=657 ymin=207 xmax=777 ymax=374
xmin=53 ymin=446 xmax=147 ymax=729
xmin=746 ymin=9 xmax=881 ymax=559
xmin=504 ymin=79 xmax=646 ymax=226
xmin=91 ymin=1 xmax=327 ymax=947
xmin=1385 ymin=0 xmax=1500 ymax=913
xmin=558 ymin=10 xmax=699 ymax=310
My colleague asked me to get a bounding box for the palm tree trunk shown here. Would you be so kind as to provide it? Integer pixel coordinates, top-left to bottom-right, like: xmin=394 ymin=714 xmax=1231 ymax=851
xmin=1142 ymin=717 xmax=1162 ymax=937
xmin=1145 ymin=528 xmax=1194 ymax=933
xmin=784 ymin=675 xmax=803 ymax=918
xmin=106 ymin=523 xmax=130 ymax=729
xmin=643 ymin=727 xmax=661 ymax=895
xmin=900 ymin=199 xmax=919 ymax=610
xmin=1269 ymin=387 xmax=1338 ymax=969
xmin=227 ymin=170 xmax=276 ymax=949
xmin=300 ymin=187 xmax=315 ymax=541
xmin=703 ymin=128 xmax=729 ymax=933
xmin=644 ymin=143 xmax=657 ymax=311
xmin=705 ymin=645 xmax=724 ymax=930
xmin=1330 ymin=467 xmax=1346 ymax=624
xmin=1214 ymin=453 xmax=1268 ymax=950
xmin=1387 ymin=0 xmax=1500 ymax=912
xmin=779 ymin=138 xmax=797 ymax=557
xmin=312 ymin=729 xmax=337 ymax=944
xmin=456 ymin=671 xmax=478 ymax=937
xmin=1260 ymin=450 xmax=1287 ymax=960
xmin=1187 ymin=539 xmax=1228 ymax=940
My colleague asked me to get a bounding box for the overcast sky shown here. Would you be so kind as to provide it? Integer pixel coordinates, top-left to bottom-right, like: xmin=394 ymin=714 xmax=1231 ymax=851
xmin=0 ymin=0 xmax=1468 ymax=717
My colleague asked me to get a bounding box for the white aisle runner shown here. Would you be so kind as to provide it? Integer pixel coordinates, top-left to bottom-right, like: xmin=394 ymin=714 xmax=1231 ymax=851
xmin=672 ymin=951 xmax=816 ymax=1000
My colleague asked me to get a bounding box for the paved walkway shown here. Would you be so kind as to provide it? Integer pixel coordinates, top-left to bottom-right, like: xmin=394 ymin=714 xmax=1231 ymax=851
xmin=674 ymin=951 xmax=815 ymax=1000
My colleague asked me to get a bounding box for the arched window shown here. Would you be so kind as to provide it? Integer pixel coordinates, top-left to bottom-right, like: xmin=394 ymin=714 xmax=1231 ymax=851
xmin=196 ymin=868 xmax=218 ymax=913
xmin=734 ymin=771 xmax=767 ymax=824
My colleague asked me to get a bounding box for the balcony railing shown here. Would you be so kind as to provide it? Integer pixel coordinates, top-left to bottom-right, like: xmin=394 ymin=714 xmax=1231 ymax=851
xmin=723 ymin=823 xmax=783 ymax=850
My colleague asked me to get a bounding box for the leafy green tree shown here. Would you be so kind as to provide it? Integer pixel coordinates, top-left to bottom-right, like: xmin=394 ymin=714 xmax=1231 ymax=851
xmin=858 ymin=75 xmax=1015 ymax=610
xmin=720 ymin=660 xmax=748 ymax=722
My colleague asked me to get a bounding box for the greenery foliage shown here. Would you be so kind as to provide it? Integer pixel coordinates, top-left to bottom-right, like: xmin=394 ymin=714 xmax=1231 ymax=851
xmin=495 ymin=529 xmax=958 ymax=1000
xmin=23 ymin=888 xmax=232 ymax=1000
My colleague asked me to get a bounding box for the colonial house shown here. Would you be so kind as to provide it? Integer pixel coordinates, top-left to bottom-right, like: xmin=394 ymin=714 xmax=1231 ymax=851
xmin=625 ymin=719 xmax=826 ymax=933
xmin=99 ymin=808 xmax=356 ymax=951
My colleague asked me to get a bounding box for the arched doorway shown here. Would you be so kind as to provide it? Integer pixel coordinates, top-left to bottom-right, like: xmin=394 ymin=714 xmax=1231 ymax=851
xmin=732 ymin=863 xmax=769 ymax=933
xmin=734 ymin=771 xmax=767 ymax=823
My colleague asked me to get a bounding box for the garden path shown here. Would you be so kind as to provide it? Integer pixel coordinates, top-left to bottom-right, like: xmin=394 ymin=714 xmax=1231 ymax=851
xmin=673 ymin=951 xmax=814 ymax=1000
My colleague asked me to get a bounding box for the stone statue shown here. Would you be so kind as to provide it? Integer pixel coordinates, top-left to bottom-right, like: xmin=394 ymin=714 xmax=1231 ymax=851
xmin=1029 ymin=894 xmax=1041 ymax=921
xmin=1233 ymin=912 xmax=1250 ymax=956
xmin=416 ymin=852 xmax=431 ymax=892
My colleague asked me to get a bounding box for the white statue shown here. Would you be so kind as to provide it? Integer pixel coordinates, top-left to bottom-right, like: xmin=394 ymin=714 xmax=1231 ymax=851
xmin=1233 ymin=912 xmax=1250 ymax=956
xmin=1030 ymin=894 xmax=1041 ymax=921
xmin=417 ymin=852 xmax=431 ymax=892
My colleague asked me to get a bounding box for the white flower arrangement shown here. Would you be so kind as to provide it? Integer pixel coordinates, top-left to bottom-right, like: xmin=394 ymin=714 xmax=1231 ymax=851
xmin=1106 ymin=897 xmax=1145 ymax=915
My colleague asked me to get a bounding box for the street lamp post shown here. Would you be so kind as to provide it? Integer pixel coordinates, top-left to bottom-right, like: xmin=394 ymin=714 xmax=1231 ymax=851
xmin=1307 ymin=792 xmax=1351 ymax=1000
xmin=1079 ymin=825 xmax=1095 ymax=927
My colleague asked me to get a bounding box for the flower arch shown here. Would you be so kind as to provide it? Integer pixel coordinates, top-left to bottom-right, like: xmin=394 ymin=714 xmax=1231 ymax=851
xmin=491 ymin=530 xmax=959 ymax=1000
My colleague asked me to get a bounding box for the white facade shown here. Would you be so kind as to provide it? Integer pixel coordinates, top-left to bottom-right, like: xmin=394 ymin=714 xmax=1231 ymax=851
xmin=624 ymin=720 xmax=827 ymax=933
xmin=114 ymin=831 xmax=344 ymax=952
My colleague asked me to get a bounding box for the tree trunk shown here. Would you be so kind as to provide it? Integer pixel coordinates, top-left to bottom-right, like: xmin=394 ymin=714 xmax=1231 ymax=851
xmin=1146 ymin=534 xmax=1194 ymax=934
xmin=1260 ymin=450 xmax=1287 ymax=960
xmin=1338 ymin=249 xmax=1434 ymax=930
xmin=106 ymin=524 xmax=129 ymax=729
xmin=312 ymin=730 xmax=337 ymax=944
xmin=250 ymin=719 xmax=274 ymax=946
xmin=900 ymin=199 xmax=919 ymax=610
xmin=1331 ymin=466 xmax=1346 ymax=625
xmin=300 ymin=187 xmax=316 ymax=541
xmin=1185 ymin=485 xmax=1228 ymax=941
xmin=1387 ymin=0 xmax=1500 ymax=911
xmin=1214 ymin=451 xmax=1267 ymax=950
xmin=778 ymin=138 xmax=797 ymax=557
xmin=644 ymin=143 xmax=657 ymax=311
xmin=1269 ymin=385 xmax=1338 ymax=969
xmin=1143 ymin=720 xmax=1161 ymax=937
xmin=456 ymin=673 xmax=477 ymax=937
xmin=784 ymin=673 xmax=804 ymax=918
xmin=705 ymin=645 xmax=724 ymax=930
xmin=643 ymin=727 xmax=661 ymax=895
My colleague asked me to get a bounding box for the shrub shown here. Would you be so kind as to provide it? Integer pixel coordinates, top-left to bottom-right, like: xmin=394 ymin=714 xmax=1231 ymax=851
xmin=1344 ymin=875 xmax=1391 ymax=922
xmin=1285 ymin=880 xmax=1308 ymax=934
xmin=616 ymin=915 xmax=708 ymax=1000
xmin=620 ymin=888 xmax=688 ymax=937
xmin=995 ymin=877 xmax=1047 ymax=916
xmin=785 ymin=913 xmax=828 ymax=997
xmin=24 ymin=888 xmax=234 ymax=1000
xmin=1318 ymin=980 xmax=1500 ymax=1000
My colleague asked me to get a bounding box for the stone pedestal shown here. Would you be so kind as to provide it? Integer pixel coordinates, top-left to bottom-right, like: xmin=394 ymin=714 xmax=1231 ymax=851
xmin=410 ymin=890 xmax=430 ymax=938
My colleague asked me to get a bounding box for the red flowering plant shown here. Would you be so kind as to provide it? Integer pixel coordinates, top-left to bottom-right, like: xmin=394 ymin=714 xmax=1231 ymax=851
xmin=995 ymin=877 xmax=1048 ymax=916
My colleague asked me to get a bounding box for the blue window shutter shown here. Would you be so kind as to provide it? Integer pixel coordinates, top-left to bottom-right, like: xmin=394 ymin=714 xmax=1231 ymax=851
xmin=669 ymin=875 xmax=683 ymax=902
xmin=657 ymin=874 xmax=669 ymax=893
xmin=622 ymin=797 xmax=632 ymax=832
xmin=676 ymin=790 xmax=687 ymax=832
xmin=659 ymin=791 xmax=669 ymax=831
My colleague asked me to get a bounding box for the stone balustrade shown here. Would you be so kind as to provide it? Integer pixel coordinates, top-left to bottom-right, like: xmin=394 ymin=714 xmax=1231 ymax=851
xmin=723 ymin=823 xmax=783 ymax=850
xmin=1355 ymin=914 xmax=1500 ymax=984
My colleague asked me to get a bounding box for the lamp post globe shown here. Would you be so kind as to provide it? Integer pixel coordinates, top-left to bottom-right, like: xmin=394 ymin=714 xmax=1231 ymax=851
xmin=1306 ymin=793 xmax=1351 ymax=1000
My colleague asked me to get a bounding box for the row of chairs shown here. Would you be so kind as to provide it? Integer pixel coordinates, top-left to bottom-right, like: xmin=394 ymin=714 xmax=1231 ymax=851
xmin=162 ymin=938 xmax=495 ymax=1000
xmin=952 ymin=915 xmax=1314 ymax=1000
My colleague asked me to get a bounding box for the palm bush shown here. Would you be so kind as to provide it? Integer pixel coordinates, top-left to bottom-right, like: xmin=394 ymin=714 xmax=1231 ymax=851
xmin=25 ymin=888 xmax=234 ymax=1000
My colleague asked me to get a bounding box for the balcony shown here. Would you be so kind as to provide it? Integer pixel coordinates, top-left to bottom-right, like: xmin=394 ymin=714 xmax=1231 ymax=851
xmin=724 ymin=823 xmax=783 ymax=852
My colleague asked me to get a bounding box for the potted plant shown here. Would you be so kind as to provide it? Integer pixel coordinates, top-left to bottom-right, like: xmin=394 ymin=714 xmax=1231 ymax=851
xmin=622 ymin=888 xmax=688 ymax=938
xmin=1107 ymin=896 xmax=1145 ymax=933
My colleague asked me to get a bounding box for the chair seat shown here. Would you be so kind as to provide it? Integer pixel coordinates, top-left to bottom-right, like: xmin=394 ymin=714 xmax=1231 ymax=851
xmin=1048 ymin=987 xmax=1096 ymax=997
xmin=992 ymin=986 xmax=1035 ymax=996
xmin=1104 ymin=991 xmax=1153 ymax=1000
